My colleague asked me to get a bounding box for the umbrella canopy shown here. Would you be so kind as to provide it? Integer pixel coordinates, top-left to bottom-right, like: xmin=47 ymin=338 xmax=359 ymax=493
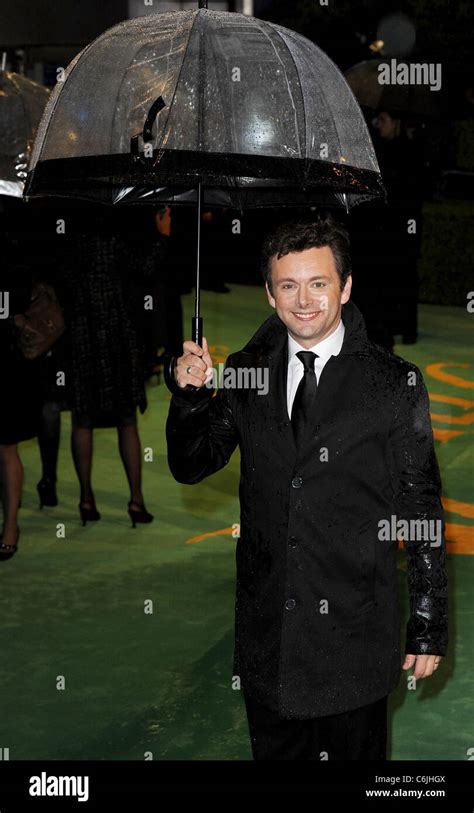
xmin=0 ymin=71 xmax=50 ymax=197
xmin=26 ymin=8 xmax=384 ymax=210
xmin=345 ymin=59 xmax=441 ymax=119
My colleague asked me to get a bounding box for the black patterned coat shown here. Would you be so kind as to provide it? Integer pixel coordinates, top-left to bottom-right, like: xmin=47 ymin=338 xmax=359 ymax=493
xmin=165 ymin=300 xmax=448 ymax=719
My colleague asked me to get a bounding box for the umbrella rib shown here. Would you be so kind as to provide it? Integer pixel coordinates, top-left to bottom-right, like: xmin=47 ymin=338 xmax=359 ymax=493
xmin=280 ymin=28 xmax=346 ymax=175
xmin=155 ymin=11 xmax=201 ymax=154
xmin=109 ymin=13 xmax=194 ymax=156
xmin=126 ymin=39 xmax=186 ymax=125
xmin=126 ymin=42 xmax=186 ymax=129
xmin=248 ymin=17 xmax=303 ymax=160
xmin=205 ymin=18 xmax=243 ymax=171
xmin=17 ymin=83 xmax=30 ymax=168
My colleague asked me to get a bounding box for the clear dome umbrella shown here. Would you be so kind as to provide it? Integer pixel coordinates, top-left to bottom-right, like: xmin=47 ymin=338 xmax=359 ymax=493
xmin=0 ymin=70 xmax=50 ymax=198
xmin=25 ymin=0 xmax=384 ymax=346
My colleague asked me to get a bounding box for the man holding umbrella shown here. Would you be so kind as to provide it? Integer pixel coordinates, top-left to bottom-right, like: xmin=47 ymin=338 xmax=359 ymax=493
xmin=23 ymin=2 xmax=447 ymax=759
xmin=165 ymin=213 xmax=448 ymax=761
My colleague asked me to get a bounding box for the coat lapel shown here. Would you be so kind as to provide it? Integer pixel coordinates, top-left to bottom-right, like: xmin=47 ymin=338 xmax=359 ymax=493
xmin=262 ymin=328 xmax=298 ymax=464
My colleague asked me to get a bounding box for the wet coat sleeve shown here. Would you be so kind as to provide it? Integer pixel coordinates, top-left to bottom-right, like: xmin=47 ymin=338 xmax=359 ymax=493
xmin=388 ymin=365 xmax=448 ymax=656
xmin=165 ymin=360 xmax=239 ymax=485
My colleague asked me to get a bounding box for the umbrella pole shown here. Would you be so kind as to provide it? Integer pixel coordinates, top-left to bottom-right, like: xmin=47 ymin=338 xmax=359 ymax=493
xmin=192 ymin=179 xmax=203 ymax=347
xmin=192 ymin=2 xmax=206 ymax=347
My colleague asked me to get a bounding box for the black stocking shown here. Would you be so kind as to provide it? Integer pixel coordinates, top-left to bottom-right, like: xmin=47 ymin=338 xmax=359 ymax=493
xmin=117 ymin=424 xmax=143 ymax=506
xmin=38 ymin=401 xmax=61 ymax=483
xmin=71 ymin=425 xmax=94 ymax=504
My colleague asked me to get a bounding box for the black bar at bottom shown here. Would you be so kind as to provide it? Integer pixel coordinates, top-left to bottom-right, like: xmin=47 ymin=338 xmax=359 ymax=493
xmin=0 ymin=760 xmax=471 ymax=808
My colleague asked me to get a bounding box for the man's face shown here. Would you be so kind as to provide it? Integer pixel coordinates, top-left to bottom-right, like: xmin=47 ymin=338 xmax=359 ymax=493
xmin=265 ymin=245 xmax=351 ymax=348
xmin=376 ymin=111 xmax=400 ymax=140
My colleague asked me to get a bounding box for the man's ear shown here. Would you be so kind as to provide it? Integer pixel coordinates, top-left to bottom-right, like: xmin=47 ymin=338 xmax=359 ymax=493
xmin=265 ymin=281 xmax=276 ymax=309
xmin=341 ymin=274 xmax=352 ymax=305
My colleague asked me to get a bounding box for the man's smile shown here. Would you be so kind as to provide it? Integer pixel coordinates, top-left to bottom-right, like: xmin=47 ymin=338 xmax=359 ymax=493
xmin=292 ymin=311 xmax=320 ymax=321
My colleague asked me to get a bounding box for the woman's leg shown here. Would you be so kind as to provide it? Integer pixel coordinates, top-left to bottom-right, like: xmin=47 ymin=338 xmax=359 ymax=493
xmin=117 ymin=422 xmax=144 ymax=507
xmin=71 ymin=422 xmax=95 ymax=506
xmin=0 ymin=444 xmax=23 ymax=546
xmin=38 ymin=401 xmax=61 ymax=483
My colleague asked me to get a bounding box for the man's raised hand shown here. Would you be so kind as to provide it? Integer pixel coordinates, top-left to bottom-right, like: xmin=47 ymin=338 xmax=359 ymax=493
xmin=175 ymin=336 xmax=214 ymax=389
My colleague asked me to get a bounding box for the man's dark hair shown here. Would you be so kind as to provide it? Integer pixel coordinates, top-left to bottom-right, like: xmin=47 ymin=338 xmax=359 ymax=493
xmin=261 ymin=213 xmax=351 ymax=295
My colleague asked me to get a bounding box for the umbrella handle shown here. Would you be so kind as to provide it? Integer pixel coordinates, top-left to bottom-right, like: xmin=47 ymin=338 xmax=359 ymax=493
xmin=164 ymin=354 xmax=208 ymax=395
xmin=192 ymin=316 xmax=203 ymax=347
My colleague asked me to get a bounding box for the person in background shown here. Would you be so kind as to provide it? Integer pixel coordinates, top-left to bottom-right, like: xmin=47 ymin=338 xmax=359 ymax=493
xmin=351 ymin=109 xmax=424 ymax=348
xmin=61 ymin=206 xmax=153 ymax=528
xmin=36 ymin=331 xmax=69 ymax=509
xmin=0 ymin=199 xmax=42 ymax=560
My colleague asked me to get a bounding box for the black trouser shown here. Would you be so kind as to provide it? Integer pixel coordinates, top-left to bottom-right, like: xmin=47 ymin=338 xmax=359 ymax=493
xmin=243 ymin=693 xmax=388 ymax=761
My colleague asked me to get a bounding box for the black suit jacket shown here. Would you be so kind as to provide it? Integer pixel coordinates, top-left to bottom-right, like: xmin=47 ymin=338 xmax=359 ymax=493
xmin=165 ymin=299 xmax=448 ymax=719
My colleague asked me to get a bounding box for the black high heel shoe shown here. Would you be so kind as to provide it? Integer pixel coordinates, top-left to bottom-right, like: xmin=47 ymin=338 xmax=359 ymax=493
xmin=79 ymin=500 xmax=101 ymax=526
xmin=0 ymin=528 xmax=20 ymax=561
xmin=37 ymin=478 xmax=58 ymax=509
xmin=128 ymin=501 xmax=154 ymax=528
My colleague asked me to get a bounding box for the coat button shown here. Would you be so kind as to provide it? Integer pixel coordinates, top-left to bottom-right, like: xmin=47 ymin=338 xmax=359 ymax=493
xmin=291 ymin=476 xmax=303 ymax=488
xmin=288 ymin=537 xmax=298 ymax=549
xmin=285 ymin=598 xmax=296 ymax=610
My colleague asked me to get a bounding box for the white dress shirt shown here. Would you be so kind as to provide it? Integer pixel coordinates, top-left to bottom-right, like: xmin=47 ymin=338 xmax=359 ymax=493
xmin=287 ymin=318 xmax=345 ymax=419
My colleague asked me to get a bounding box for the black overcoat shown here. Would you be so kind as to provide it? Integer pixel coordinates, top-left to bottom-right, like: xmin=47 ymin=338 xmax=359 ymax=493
xmin=166 ymin=300 xmax=448 ymax=719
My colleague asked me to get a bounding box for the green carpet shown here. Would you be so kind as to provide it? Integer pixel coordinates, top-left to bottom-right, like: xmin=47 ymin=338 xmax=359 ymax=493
xmin=1 ymin=285 xmax=473 ymax=760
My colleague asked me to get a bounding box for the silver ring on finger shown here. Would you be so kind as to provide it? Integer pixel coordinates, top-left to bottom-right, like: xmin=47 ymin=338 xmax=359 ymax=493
xmin=186 ymin=366 xmax=192 ymax=374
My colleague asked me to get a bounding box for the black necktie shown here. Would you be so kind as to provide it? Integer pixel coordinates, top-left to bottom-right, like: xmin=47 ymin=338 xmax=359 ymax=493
xmin=291 ymin=350 xmax=318 ymax=447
